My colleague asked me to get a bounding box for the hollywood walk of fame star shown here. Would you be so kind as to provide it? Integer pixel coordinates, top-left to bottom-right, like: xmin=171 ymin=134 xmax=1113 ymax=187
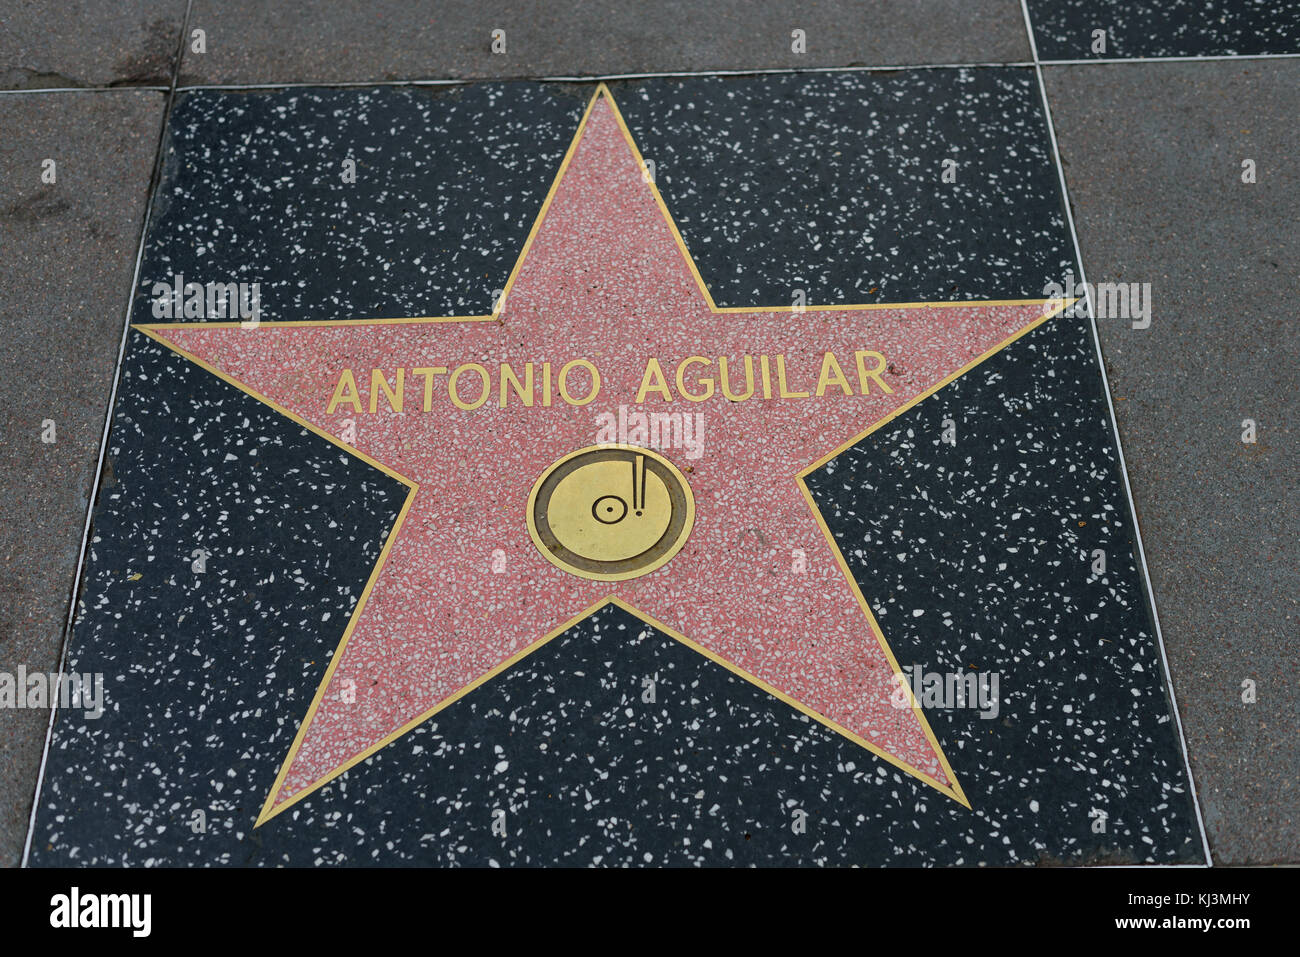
xmin=137 ymin=85 xmax=1067 ymax=825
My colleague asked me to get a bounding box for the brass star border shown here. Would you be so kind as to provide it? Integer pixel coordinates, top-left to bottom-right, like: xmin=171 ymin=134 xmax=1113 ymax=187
xmin=136 ymin=84 xmax=1073 ymax=825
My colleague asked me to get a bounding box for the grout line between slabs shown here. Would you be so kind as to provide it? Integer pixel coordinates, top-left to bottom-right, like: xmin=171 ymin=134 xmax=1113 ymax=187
xmin=0 ymin=85 xmax=170 ymax=95
xmin=1041 ymin=51 xmax=1300 ymax=65
xmin=20 ymin=0 xmax=197 ymax=869
xmin=173 ymin=61 xmax=1037 ymax=90
xmin=1018 ymin=0 xmax=1215 ymax=868
xmin=3 ymin=51 xmax=1296 ymax=97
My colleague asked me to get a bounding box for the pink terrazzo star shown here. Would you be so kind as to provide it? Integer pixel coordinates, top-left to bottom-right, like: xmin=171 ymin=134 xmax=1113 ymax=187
xmin=141 ymin=87 xmax=1062 ymax=822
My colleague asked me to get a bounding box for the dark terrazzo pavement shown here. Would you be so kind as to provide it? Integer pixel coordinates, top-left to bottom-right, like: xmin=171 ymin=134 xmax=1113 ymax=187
xmin=27 ymin=76 xmax=1201 ymax=866
xmin=609 ymin=70 xmax=1074 ymax=305
xmin=131 ymin=83 xmax=592 ymax=325
xmin=1028 ymin=0 xmax=1300 ymax=59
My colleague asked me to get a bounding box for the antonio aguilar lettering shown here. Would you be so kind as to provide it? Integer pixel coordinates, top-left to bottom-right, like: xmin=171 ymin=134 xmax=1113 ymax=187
xmin=323 ymin=348 xmax=895 ymax=414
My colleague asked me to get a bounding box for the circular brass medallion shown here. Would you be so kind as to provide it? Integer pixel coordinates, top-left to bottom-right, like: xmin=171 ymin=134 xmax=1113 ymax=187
xmin=527 ymin=445 xmax=695 ymax=581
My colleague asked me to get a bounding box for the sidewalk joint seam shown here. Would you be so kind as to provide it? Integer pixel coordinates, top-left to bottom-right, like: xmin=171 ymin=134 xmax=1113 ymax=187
xmin=20 ymin=0 xmax=197 ymax=869
xmin=0 ymin=85 xmax=170 ymax=95
xmin=3 ymin=51 xmax=1296 ymax=98
xmin=1018 ymin=0 xmax=1215 ymax=869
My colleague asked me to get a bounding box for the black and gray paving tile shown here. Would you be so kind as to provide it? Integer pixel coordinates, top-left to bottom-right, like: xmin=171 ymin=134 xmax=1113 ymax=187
xmin=1027 ymin=0 xmax=1300 ymax=60
xmin=0 ymin=1 xmax=186 ymax=89
xmin=1 ymin=2 xmax=1293 ymax=871
xmin=23 ymin=75 xmax=1204 ymax=866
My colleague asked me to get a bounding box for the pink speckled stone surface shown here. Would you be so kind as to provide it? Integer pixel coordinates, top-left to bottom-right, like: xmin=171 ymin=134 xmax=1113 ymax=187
xmin=151 ymin=95 xmax=1053 ymax=811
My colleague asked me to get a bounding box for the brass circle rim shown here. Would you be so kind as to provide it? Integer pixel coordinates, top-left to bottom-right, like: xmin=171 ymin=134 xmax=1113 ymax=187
xmin=526 ymin=444 xmax=696 ymax=582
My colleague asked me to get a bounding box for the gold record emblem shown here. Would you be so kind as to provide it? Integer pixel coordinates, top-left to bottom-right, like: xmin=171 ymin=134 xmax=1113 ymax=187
xmin=527 ymin=445 xmax=695 ymax=581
